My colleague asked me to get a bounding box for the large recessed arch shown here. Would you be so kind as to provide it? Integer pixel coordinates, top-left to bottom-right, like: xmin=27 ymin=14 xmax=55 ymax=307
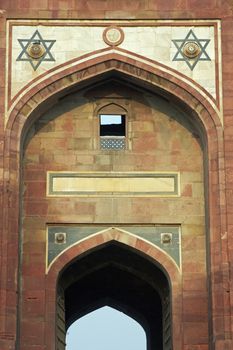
xmin=6 ymin=52 xmax=223 ymax=134
xmin=1 ymin=53 xmax=227 ymax=350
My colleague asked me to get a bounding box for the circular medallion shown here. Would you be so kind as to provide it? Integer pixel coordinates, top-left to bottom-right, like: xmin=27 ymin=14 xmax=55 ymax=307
xmin=182 ymin=41 xmax=201 ymax=59
xmin=103 ymin=26 xmax=124 ymax=46
xmin=27 ymin=41 xmax=45 ymax=59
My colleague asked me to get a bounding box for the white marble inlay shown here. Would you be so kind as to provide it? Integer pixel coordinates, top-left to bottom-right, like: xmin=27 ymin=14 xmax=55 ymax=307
xmin=48 ymin=172 xmax=179 ymax=197
xmin=10 ymin=24 xmax=216 ymax=101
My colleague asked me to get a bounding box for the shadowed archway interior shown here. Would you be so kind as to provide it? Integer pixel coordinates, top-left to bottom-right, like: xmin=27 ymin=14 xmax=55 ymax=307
xmin=57 ymin=242 xmax=171 ymax=350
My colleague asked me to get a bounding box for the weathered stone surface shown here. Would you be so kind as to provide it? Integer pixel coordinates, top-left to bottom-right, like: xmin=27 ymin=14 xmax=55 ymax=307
xmin=0 ymin=2 xmax=233 ymax=350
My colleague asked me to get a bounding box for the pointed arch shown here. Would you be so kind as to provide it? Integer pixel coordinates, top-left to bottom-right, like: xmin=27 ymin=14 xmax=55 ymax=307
xmin=45 ymin=227 xmax=182 ymax=350
xmin=6 ymin=51 xmax=222 ymax=135
xmin=1 ymin=49 xmax=227 ymax=350
xmin=47 ymin=227 xmax=181 ymax=275
xmin=97 ymin=102 xmax=128 ymax=115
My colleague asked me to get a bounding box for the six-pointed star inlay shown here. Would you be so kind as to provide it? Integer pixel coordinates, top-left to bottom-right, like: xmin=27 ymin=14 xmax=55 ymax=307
xmin=172 ymin=29 xmax=211 ymax=70
xmin=16 ymin=30 xmax=56 ymax=71
xmin=16 ymin=28 xmax=211 ymax=73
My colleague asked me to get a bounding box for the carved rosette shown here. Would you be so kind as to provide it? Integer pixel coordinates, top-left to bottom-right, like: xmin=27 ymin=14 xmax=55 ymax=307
xmin=182 ymin=41 xmax=201 ymax=59
xmin=27 ymin=41 xmax=45 ymax=59
xmin=55 ymin=232 xmax=66 ymax=244
xmin=103 ymin=26 xmax=124 ymax=46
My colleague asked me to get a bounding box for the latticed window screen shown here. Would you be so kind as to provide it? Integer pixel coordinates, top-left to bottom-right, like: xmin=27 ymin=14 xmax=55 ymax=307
xmin=100 ymin=137 xmax=126 ymax=150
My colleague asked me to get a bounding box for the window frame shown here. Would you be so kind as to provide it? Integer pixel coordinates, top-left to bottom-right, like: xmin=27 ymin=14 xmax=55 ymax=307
xmin=96 ymin=102 xmax=129 ymax=150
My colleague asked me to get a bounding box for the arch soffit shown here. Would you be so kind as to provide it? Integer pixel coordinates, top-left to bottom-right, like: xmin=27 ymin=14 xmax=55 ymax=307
xmin=6 ymin=50 xmax=222 ymax=147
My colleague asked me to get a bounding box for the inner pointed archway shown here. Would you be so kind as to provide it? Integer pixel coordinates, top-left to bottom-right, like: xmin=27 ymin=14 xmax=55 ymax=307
xmin=57 ymin=242 xmax=172 ymax=350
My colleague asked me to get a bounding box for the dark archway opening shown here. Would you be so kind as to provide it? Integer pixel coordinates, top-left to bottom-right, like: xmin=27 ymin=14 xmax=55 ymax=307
xmin=57 ymin=242 xmax=172 ymax=350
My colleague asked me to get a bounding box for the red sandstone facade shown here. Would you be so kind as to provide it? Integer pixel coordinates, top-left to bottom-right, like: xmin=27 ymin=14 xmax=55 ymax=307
xmin=0 ymin=1 xmax=233 ymax=350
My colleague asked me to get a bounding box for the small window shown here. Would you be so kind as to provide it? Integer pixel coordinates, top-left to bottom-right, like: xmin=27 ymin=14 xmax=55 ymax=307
xmin=100 ymin=115 xmax=125 ymax=137
xmin=99 ymin=114 xmax=126 ymax=150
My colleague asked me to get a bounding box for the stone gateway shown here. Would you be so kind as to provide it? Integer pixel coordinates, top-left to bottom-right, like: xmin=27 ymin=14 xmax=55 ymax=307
xmin=0 ymin=2 xmax=233 ymax=350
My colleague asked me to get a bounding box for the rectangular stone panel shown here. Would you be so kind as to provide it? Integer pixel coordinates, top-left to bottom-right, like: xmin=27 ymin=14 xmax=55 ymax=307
xmin=47 ymin=172 xmax=180 ymax=197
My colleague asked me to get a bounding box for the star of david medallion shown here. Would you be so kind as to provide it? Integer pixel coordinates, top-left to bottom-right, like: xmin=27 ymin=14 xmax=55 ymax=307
xmin=103 ymin=26 xmax=124 ymax=46
xmin=16 ymin=30 xmax=56 ymax=71
xmin=172 ymin=29 xmax=211 ymax=70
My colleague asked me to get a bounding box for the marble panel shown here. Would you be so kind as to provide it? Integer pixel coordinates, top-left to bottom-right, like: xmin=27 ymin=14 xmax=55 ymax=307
xmin=47 ymin=171 xmax=180 ymax=196
xmin=9 ymin=21 xmax=218 ymax=103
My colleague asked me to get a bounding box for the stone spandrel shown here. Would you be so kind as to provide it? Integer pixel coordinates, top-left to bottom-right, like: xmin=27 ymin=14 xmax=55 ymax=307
xmin=9 ymin=21 xmax=218 ymax=104
xmin=47 ymin=225 xmax=181 ymax=271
